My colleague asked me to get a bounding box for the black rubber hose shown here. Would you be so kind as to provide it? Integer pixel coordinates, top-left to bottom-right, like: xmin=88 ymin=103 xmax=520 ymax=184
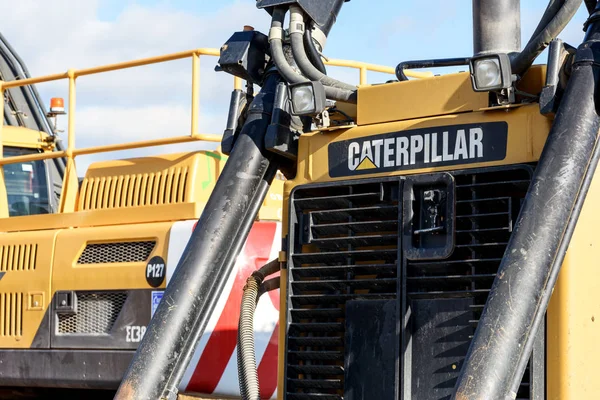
xmin=511 ymin=0 xmax=582 ymax=75
xmin=289 ymin=11 xmax=355 ymax=92
xmin=304 ymin=27 xmax=327 ymax=74
xmin=238 ymin=260 xmax=281 ymax=400
xmin=531 ymin=0 xmax=564 ymax=40
xmin=269 ymin=8 xmax=357 ymax=103
xmin=269 ymin=7 xmax=306 ymax=85
xmin=453 ymin=17 xmax=600 ymax=400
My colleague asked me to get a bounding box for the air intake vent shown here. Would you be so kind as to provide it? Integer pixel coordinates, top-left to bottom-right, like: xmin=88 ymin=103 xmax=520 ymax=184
xmin=57 ymin=292 xmax=127 ymax=335
xmin=0 ymin=292 xmax=23 ymax=337
xmin=0 ymin=244 xmax=37 ymax=271
xmin=77 ymin=241 xmax=155 ymax=264
xmin=286 ymin=166 xmax=539 ymax=400
xmin=78 ymin=167 xmax=189 ymax=210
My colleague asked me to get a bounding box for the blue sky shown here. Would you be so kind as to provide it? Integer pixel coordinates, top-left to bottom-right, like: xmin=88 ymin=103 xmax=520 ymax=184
xmin=0 ymin=1 xmax=591 ymax=173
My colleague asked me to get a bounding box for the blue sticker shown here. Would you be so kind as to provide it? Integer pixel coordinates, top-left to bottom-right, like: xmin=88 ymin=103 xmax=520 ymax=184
xmin=151 ymin=291 xmax=164 ymax=318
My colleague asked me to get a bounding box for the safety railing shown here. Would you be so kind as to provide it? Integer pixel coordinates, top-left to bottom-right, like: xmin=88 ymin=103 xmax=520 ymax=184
xmin=0 ymin=47 xmax=429 ymax=214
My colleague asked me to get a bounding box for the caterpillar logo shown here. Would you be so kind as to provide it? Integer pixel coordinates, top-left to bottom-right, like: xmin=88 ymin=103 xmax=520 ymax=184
xmin=328 ymin=122 xmax=508 ymax=177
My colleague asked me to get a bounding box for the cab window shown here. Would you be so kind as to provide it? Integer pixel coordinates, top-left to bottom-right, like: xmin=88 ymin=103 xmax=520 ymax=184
xmin=3 ymin=147 xmax=50 ymax=216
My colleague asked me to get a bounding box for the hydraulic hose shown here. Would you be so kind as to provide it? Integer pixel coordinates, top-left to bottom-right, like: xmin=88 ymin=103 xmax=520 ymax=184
xmin=453 ymin=10 xmax=600 ymax=400
xmin=304 ymin=27 xmax=327 ymax=74
xmin=114 ymin=72 xmax=282 ymax=400
xmin=289 ymin=7 xmax=356 ymax=91
xmin=511 ymin=0 xmax=582 ymax=75
xmin=269 ymin=7 xmax=357 ymax=103
xmin=238 ymin=260 xmax=281 ymax=400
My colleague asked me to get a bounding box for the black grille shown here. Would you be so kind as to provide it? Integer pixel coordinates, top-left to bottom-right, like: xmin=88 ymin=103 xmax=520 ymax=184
xmin=77 ymin=241 xmax=155 ymax=264
xmin=286 ymin=166 xmax=539 ymax=400
xmin=57 ymin=291 xmax=127 ymax=334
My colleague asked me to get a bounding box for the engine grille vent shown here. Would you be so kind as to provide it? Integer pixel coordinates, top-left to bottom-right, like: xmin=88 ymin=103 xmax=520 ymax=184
xmin=58 ymin=291 xmax=127 ymax=335
xmin=78 ymin=167 xmax=189 ymax=210
xmin=0 ymin=244 xmax=37 ymax=271
xmin=77 ymin=241 xmax=155 ymax=264
xmin=0 ymin=292 xmax=23 ymax=337
xmin=286 ymin=166 xmax=536 ymax=400
xmin=287 ymin=180 xmax=400 ymax=400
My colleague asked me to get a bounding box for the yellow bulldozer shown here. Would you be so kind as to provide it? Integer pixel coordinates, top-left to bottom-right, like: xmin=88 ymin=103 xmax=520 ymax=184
xmin=2 ymin=0 xmax=600 ymax=400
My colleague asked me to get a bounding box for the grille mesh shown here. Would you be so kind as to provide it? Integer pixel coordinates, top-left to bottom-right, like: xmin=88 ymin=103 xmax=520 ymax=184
xmin=0 ymin=244 xmax=37 ymax=271
xmin=58 ymin=292 xmax=127 ymax=334
xmin=77 ymin=241 xmax=155 ymax=264
xmin=0 ymin=292 xmax=23 ymax=337
xmin=286 ymin=166 xmax=536 ymax=400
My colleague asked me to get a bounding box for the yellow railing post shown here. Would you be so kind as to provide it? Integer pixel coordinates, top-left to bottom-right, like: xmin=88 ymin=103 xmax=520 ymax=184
xmin=360 ymin=66 xmax=368 ymax=86
xmin=0 ymin=84 xmax=7 ymax=218
xmin=59 ymin=70 xmax=80 ymax=213
xmin=191 ymin=53 xmax=200 ymax=137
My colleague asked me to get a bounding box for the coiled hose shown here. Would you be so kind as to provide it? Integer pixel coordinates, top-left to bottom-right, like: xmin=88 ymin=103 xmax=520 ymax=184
xmin=238 ymin=259 xmax=282 ymax=400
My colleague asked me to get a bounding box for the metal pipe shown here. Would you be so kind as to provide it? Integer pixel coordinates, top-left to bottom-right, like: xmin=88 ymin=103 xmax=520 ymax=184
xmin=472 ymin=0 xmax=521 ymax=55
xmin=114 ymin=72 xmax=282 ymax=400
xmin=453 ymin=10 xmax=600 ymax=400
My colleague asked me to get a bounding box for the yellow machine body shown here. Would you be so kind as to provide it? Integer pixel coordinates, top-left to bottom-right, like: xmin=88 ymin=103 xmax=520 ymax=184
xmin=278 ymin=66 xmax=599 ymax=400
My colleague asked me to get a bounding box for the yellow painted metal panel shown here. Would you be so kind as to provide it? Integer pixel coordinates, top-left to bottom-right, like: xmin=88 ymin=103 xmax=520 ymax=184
xmin=0 ymin=230 xmax=57 ymax=348
xmin=547 ymin=168 xmax=600 ymax=399
xmin=52 ymin=222 xmax=172 ymax=292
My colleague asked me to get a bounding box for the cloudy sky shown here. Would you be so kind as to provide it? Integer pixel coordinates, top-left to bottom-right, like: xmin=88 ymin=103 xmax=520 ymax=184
xmin=0 ymin=0 xmax=591 ymax=173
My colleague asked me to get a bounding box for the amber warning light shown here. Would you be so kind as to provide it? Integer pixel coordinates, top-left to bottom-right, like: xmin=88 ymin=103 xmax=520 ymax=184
xmin=49 ymin=97 xmax=66 ymax=115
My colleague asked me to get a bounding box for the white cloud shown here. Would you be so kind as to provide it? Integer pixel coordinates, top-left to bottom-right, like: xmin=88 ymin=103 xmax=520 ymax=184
xmin=0 ymin=0 xmax=269 ymax=175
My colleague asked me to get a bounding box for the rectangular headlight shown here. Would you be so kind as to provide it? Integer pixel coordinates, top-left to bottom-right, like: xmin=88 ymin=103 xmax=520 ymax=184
xmin=469 ymin=53 xmax=513 ymax=92
xmin=289 ymin=81 xmax=326 ymax=116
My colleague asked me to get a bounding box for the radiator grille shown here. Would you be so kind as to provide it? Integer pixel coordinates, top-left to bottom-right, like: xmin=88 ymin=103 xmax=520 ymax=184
xmin=286 ymin=166 xmax=535 ymax=400
xmin=287 ymin=180 xmax=400 ymax=400
xmin=77 ymin=241 xmax=155 ymax=264
xmin=58 ymin=292 xmax=127 ymax=334
xmin=78 ymin=167 xmax=189 ymax=210
xmin=0 ymin=292 xmax=23 ymax=337
xmin=0 ymin=244 xmax=37 ymax=271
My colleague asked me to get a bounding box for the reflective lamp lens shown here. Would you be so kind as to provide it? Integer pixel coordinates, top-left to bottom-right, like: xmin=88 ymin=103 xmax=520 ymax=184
xmin=474 ymin=58 xmax=502 ymax=89
xmin=292 ymin=85 xmax=315 ymax=114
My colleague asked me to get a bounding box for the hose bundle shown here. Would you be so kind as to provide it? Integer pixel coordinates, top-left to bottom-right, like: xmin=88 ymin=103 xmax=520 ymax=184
xmin=237 ymin=259 xmax=282 ymax=400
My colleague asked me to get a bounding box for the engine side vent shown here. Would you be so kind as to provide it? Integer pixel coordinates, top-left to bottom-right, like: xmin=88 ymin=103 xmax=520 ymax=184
xmin=286 ymin=166 xmax=538 ymax=400
xmin=0 ymin=292 xmax=24 ymax=337
xmin=287 ymin=180 xmax=401 ymax=400
xmin=78 ymin=167 xmax=189 ymax=210
xmin=0 ymin=244 xmax=38 ymax=271
xmin=57 ymin=292 xmax=127 ymax=335
xmin=77 ymin=241 xmax=155 ymax=264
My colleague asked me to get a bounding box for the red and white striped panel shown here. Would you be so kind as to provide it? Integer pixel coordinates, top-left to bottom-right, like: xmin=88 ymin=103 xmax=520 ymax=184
xmin=166 ymin=220 xmax=281 ymax=399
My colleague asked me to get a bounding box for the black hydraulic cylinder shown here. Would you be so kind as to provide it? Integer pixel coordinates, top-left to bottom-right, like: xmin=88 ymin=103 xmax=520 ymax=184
xmin=114 ymin=72 xmax=282 ymax=400
xmin=473 ymin=0 xmax=521 ymax=55
xmin=453 ymin=13 xmax=600 ymax=400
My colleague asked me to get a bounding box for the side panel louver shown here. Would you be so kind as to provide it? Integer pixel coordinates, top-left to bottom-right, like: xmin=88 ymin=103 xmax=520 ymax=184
xmin=0 ymin=244 xmax=37 ymax=271
xmin=0 ymin=293 xmax=23 ymax=338
xmin=77 ymin=241 xmax=156 ymax=264
xmin=79 ymin=167 xmax=189 ymax=210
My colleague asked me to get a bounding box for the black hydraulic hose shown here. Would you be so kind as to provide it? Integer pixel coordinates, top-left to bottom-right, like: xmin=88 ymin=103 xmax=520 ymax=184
xmin=270 ymin=8 xmax=306 ymax=85
xmin=114 ymin=73 xmax=282 ymax=400
xmin=238 ymin=260 xmax=281 ymax=400
xmin=289 ymin=13 xmax=355 ymax=91
xmin=531 ymin=0 xmax=564 ymax=40
xmin=511 ymin=0 xmax=582 ymax=75
xmin=304 ymin=27 xmax=327 ymax=74
xmin=453 ymin=13 xmax=600 ymax=400
xmin=269 ymin=7 xmax=357 ymax=103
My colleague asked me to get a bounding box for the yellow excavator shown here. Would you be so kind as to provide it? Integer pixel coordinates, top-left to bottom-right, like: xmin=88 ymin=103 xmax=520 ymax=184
xmin=105 ymin=0 xmax=599 ymax=400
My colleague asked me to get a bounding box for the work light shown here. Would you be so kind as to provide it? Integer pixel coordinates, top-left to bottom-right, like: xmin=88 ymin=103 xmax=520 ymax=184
xmin=469 ymin=53 xmax=513 ymax=92
xmin=289 ymin=81 xmax=326 ymax=116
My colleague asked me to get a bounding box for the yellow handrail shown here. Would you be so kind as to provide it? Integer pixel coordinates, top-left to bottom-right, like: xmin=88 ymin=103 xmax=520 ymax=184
xmin=0 ymin=47 xmax=428 ymax=215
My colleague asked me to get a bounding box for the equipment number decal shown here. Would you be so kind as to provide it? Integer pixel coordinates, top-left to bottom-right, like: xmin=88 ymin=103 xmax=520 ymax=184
xmin=146 ymin=256 xmax=166 ymax=288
